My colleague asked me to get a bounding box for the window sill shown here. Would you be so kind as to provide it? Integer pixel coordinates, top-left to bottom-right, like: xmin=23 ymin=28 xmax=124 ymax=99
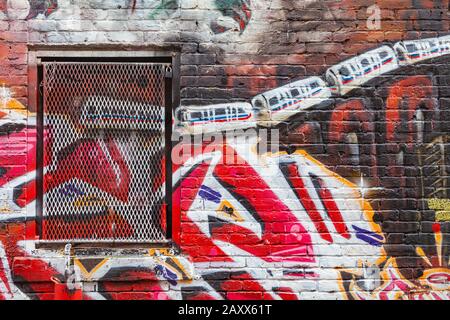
xmin=12 ymin=243 xmax=194 ymax=283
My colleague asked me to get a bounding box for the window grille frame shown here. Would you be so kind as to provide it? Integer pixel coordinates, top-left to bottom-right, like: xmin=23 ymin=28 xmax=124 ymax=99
xmin=29 ymin=48 xmax=180 ymax=246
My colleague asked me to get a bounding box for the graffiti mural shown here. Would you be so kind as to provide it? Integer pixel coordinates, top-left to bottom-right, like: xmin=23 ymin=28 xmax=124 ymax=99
xmin=26 ymin=0 xmax=58 ymax=19
xmin=0 ymin=93 xmax=384 ymax=299
xmin=148 ymin=0 xmax=179 ymax=19
xmin=0 ymin=1 xmax=449 ymax=300
xmin=146 ymin=0 xmax=252 ymax=34
xmin=210 ymin=0 xmax=252 ymax=34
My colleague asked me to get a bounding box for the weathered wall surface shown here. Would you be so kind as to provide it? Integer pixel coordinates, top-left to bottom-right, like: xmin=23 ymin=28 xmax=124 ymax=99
xmin=0 ymin=0 xmax=449 ymax=300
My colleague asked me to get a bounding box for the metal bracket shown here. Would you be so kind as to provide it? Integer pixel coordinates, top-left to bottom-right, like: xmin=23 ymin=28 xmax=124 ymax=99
xmin=165 ymin=66 xmax=173 ymax=78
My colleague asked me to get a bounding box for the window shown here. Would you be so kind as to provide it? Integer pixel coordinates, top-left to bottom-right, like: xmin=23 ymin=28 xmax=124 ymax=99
xmin=361 ymin=59 xmax=370 ymax=67
xmin=339 ymin=66 xmax=351 ymax=76
xmin=379 ymin=51 xmax=388 ymax=59
xmin=253 ymin=98 xmax=264 ymax=109
xmin=310 ymin=82 xmax=319 ymax=89
xmin=34 ymin=51 xmax=178 ymax=243
xmin=269 ymin=96 xmax=279 ymax=107
xmin=290 ymin=88 xmax=300 ymax=97
xmin=190 ymin=111 xmax=203 ymax=121
xmin=406 ymin=44 xmax=417 ymax=52
xmin=215 ymin=108 xmax=226 ymax=116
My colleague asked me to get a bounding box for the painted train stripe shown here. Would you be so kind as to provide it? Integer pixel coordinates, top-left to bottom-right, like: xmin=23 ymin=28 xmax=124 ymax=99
xmin=352 ymin=225 xmax=384 ymax=247
xmin=190 ymin=113 xmax=252 ymax=125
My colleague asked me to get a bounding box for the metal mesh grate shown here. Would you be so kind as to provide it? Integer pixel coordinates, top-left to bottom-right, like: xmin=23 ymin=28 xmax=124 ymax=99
xmin=41 ymin=62 xmax=169 ymax=242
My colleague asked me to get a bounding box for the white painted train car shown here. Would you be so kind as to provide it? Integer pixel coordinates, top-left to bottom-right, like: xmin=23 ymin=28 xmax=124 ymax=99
xmin=325 ymin=45 xmax=399 ymax=96
xmin=251 ymin=76 xmax=331 ymax=126
xmin=438 ymin=34 xmax=450 ymax=55
xmin=80 ymin=95 xmax=164 ymax=130
xmin=393 ymin=37 xmax=441 ymax=65
xmin=174 ymin=102 xmax=256 ymax=135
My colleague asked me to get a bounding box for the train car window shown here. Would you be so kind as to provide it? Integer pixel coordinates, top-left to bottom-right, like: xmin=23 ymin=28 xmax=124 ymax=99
xmin=406 ymin=44 xmax=416 ymax=52
xmin=379 ymin=51 xmax=389 ymax=59
xmin=361 ymin=59 xmax=370 ymax=67
xmin=339 ymin=66 xmax=351 ymax=76
xmin=238 ymin=107 xmax=245 ymax=114
xmin=215 ymin=108 xmax=226 ymax=116
xmin=310 ymin=82 xmax=319 ymax=89
xmin=253 ymin=98 xmax=264 ymax=109
xmin=269 ymin=96 xmax=279 ymax=107
xmin=291 ymin=89 xmax=300 ymax=97
xmin=192 ymin=111 xmax=203 ymax=120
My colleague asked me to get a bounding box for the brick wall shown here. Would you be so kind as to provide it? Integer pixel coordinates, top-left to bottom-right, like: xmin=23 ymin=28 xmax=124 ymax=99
xmin=0 ymin=0 xmax=449 ymax=300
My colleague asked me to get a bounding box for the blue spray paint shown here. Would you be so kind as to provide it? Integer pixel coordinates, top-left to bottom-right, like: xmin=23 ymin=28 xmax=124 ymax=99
xmin=198 ymin=185 xmax=222 ymax=204
xmin=352 ymin=225 xmax=383 ymax=247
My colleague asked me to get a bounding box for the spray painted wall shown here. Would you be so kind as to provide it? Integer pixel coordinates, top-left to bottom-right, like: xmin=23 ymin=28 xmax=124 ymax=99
xmin=0 ymin=0 xmax=449 ymax=299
